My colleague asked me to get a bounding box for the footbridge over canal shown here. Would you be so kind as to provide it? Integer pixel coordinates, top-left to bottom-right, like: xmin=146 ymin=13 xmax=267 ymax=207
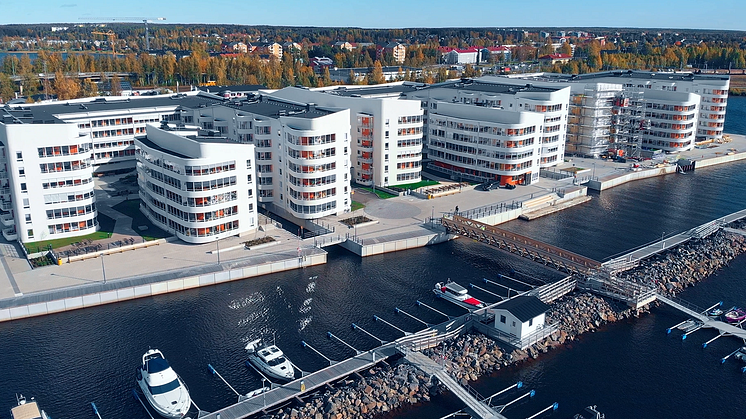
xmin=441 ymin=215 xmax=602 ymax=277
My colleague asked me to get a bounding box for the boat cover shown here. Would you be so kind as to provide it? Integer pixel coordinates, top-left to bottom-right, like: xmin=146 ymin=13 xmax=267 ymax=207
xmin=464 ymin=297 xmax=483 ymax=306
xmin=146 ymin=357 xmax=170 ymax=373
xmin=11 ymin=402 xmax=42 ymax=419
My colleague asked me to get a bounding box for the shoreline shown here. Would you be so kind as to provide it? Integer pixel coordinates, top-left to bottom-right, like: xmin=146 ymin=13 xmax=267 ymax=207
xmin=258 ymin=226 xmax=746 ymax=419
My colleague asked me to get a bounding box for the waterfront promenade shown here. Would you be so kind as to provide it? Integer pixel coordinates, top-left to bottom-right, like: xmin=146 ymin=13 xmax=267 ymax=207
xmin=0 ymin=133 xmax=744 ymax=321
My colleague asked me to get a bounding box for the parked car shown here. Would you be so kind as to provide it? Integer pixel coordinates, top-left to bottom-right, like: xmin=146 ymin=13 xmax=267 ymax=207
xmin=488 ymin=181 xmax=501 ymax=190
xmin=504 ymin=183 xmax=516 ymax=190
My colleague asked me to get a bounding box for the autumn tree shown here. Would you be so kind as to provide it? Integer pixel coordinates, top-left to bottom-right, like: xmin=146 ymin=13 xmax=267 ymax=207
xmin=52 ymin=71 xmax=80 ymax=100
xmin=110 ymin=75 xmax=122 ymax=96
xmin=0 ymin=74 xmax=15 ymax=102
xmin=369 ymin=61 xmax=385 ymax=84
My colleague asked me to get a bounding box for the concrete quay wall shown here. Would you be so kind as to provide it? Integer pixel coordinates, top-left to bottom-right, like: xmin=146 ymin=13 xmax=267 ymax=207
xmin=0 ymin=252 xmax=326 ymax=323
xmin=339 ymin=231 xmax=455 ymax=257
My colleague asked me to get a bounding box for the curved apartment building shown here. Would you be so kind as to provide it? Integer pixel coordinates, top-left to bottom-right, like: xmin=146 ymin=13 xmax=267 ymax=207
xmin=136 ymin=123 xmax=257 ymax=244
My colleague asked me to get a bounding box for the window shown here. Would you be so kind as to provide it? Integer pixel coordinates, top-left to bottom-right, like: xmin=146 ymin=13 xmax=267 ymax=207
xmin=16 ymin=151 xmax=22 ymax=160
xmin=500 ymin=315 xmax=506 ymax=324
xmin=512 ymin=321 xmax=516 ymax=327
xmin=25 ymin=214 xmax=31 ymax=223
xmin=27 ymin=229 xmax=33 ymax=239
xmin=18 ymin=167 xmax=25 ymax=176
xmin=384 ymin=154 xmax=389 ymax=161
xmin=20 ymin=183 xmax=27 ymax=192
xmin=23 ymin=198 xmax=29 ymax=208
xmin=384 ymin=165 xmax=388 ymax=173
xmin=385 ymin=142 xmax=389 ymax=150
xmin=385 ymin=131 xmax=389 ymax=138
xmin=529 ymin=318 xmax=533 ymax=327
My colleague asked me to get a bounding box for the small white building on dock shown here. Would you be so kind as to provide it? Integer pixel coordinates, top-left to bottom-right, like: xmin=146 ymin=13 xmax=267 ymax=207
xmin=490 ymin=295 xmax=549 ymax=340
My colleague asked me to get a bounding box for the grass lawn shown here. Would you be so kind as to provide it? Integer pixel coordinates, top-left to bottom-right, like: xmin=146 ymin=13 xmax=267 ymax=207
xmin=112 ymin=199 xmax=172 ymax=241
xmin=359 ymin=187 xmax=398 ymax=199
xmin=351 ymin=201 xmax=365 ymax=211
xmin=391 ymin=180 xmax=439 ymax=190
xmin=24 ymin=212 xmax=117 ymax=253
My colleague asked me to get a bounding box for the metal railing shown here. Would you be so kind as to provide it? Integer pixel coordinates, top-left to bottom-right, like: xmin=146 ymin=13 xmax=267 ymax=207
xmin=529 ymin=276 xmax=577 ymax=304
xmin=460 ymin=201 xmax=523 ymax=220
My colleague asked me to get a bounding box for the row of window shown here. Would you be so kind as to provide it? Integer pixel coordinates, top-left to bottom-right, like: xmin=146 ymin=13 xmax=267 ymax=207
xmin=91 ymin=117 xmax=134 ymax=127
xmin=37 ymin=144 xmax=92 ymax=158
xmin=95 ymin=149 xmax=135 ymax=160
xmin=289 ymin=187 xmax=336 ymax=201
xmin=286 ymin=133 xmax=336 ymax=146
xmin=39 ymin=160 xmax=91 ymax=174
xmin=396 ymin=172 xmax=420 ymax=182
xmin=645 ymin=103 xmax=696 ymax=112
xmin=287 ymin=147 xmax=336 ymax=160
xmin=287 ymin=162 xmax=336 ymax=174
xmin=92 ymin=128 xmax=134 ymax=138
xmin=644 ymin=112 xmax=696 ymax=121
xmin=42 ymin=177 xmax=91 ymax=190
xmin=186 ymin=176 xmax=238 ymax=191
xmin=146 ymin=204 xmax=241 ymax=238
xmin=46 ymin=203 xmax=96 ymax=220
xmin=185 ymin=161 xmax=236 ymax=176
xmin=397 ymin=161 xmax=421 ymax=170
xmin=43 ymin=191 xmax=94 ymax=205
xmin=289 ymin=200 xmax=337 ymax=215
xmin=398 ymin=115 xmax=423 ymax=124
xmin=48 ymin=217 xmax=96 ymax=235
xmin=93 ymin=140 xmax=134 ymax=149
xmin=397 ymin=138 xmax=422 ymax=148
xmin=398 ymin=127 xmax=422 ymax=136
xmin=145 ymin=168 xmax=182 ymax=189
xmin=166 ymin=204 xmax=239 ymax=223
xmin=646 ymin=130 xmax=693 ymax=139
xmin=288 ymin=174 xmax=336 ymax=187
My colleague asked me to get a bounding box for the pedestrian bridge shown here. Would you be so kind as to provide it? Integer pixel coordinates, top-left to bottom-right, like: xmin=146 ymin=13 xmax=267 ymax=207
xmin=441 ymin=215 xmax=601 ymax=276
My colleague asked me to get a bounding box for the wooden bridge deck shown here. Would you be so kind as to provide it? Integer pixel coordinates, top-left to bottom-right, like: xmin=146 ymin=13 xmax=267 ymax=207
xmin=442 ymin=215 xmax=601 ymax=275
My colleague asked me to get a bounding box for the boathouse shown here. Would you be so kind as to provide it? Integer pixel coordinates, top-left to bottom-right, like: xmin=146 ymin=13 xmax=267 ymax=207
xmin=490 ymin=295 xmax=549 ymax=340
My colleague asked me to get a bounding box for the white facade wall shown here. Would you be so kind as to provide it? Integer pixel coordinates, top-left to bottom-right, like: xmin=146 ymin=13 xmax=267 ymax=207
xmin=641 ymin=90 xmax=700 ymax=152
xmin=268 ymin=87 xmax=424 ymax=187
xmin=0 ymin=122 xmax=96 ymax=243
xmin=445 ymin=50 xmax=478 ymax=65
xmin=426 ymin=102 xmax=545 ymax=185
xmin=136 ymin=124 xmax=257 ymax=244
xmin=193 ymin=101 xmax=352 ymax=219
xmin=493 ymin=310 xmax=546 ymax=340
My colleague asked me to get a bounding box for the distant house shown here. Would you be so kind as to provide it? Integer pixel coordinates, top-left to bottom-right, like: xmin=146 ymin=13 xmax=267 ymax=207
xmin=282 ymin=41 xmax=302 ymax=52
xmin=490 ymin=295 xmax=549 ymax=342
xmin=224 ymin=42 xmax=248 ymax=54
xmin=310 ymin=56 xmax=335 ymax=73
xmin=332 ymin=41 xmax=354 ymax=51
xmin=377 ymin=42 xmax=406 ymax=64
xmin=197 ymin=84 xmax=265 ymax=98
xmin=253 ymin=42 xmax=283 ymax=59
xmin=441 ymin=47 xmax=480 ymax=65
xmin=97 ymin=80 xmax=133 ymax=96
xmin=481 ymin=46 xmax=512 ymax=62
xmin=327 ymin=66 xmax=421 ymax=83
xmin=538 ymin=53 xmax=573 ymax=65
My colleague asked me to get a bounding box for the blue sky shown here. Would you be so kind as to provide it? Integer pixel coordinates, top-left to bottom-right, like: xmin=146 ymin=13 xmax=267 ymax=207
xmin=3 ymin=0 xmax=745 ymax=31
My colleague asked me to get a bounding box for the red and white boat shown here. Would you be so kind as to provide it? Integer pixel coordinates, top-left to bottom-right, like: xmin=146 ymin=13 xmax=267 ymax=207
xmin=724 ymin=308 xmax=746 ymax=324
xmin=433 ymin=280 xmax=485 ymax=310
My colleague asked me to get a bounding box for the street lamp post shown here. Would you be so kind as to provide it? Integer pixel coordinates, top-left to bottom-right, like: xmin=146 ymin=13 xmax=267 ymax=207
xmin=661 ymin=231 xmax=665 ymax=249
xmin=592 ymin=163 xmax=596 ymax=180
xmin=101 ymin=252 xmax=106 ymax=284
xmin=262 ymin=378 xmax=268 ymax=406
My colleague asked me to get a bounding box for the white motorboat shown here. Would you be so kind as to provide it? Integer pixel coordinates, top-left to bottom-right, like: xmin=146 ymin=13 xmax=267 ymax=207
xmin=136 ymin=349 xmax=191 ymax=419
xmin=433 ymin=280 xmax=485 ymax=309
xmin=245 ymin=339 xmax=296 ymax=381
xmin=11 ymin=394 xmax=49 ymax=419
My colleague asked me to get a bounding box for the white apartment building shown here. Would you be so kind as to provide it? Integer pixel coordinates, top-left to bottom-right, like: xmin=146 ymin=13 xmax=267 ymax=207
xmin=425 ymin=101 xmax=546 ymax=185
xmin=0 ymin=109 xmax=97 ymax=243
xmin=180 ymin=95 xmax=352 ymax=220
xmin=268 ymin=86 xmax=424 ymax=187
xmin=136 ymin=123 xmax=257 ymax=244
xmin=16 ymin=93 xmax=225 ymax=174
xmin=403 ymin=78 xmax=571 ymax=182
xmin=503 ymin=70 xmax=730 ymax=155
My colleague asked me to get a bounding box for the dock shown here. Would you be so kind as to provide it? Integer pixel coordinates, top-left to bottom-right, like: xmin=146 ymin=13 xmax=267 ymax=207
xmin=657 ymin=294 xmax=746 ymax=340
xmin=201 ymin=344 xmax=399 ymax=419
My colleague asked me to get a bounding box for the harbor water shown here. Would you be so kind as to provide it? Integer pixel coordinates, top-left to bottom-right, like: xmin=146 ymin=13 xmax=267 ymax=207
xmin=1 ymin=97 xmax=745 ymax=419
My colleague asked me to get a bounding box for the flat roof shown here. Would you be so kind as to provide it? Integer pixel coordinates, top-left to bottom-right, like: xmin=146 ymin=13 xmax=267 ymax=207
xmin=138 ymin=134 xmax=239 ymax=160
xmin=1 ymin=106 xmax=66 ymax=125
xmin=559 ymin=70 xmax=730 ymax=82
xmin=423 ymin=79 xmax=560 ymax=95
xmin=6 ymin=92 xmax=224 ymax=124
xmin=223 ymin=95 xmax=336 ymax=119
xmin=321 ymin=83 xmax=424 ymax=97
xmin=197 ymin=85 xmax=266 ymax=94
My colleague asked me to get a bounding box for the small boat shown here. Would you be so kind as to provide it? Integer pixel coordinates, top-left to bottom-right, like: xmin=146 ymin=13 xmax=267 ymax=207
xmin=734 ymin=347 xmax=746 ymax=363
xmin=136 ymin=349 xmax=191 ymax=419
xmin=245 ymin=339 xmax=296 ymax=381
xmin=11 ymin=394 xmax=50 ymax=419
xmin=245 ymin=386 xmax=270 ymax=399
xmin=433 ymin=280 xmax=485 ymax=309
xmin=724 ymin=308 xmax=746 ymax=324
xmin=708 ymin=308 xmax=724 ymax=317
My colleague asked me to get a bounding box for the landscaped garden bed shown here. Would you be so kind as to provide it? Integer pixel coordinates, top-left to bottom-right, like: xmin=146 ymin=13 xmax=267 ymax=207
xmin=243 ymin=236 xmax=276 ymax=247
xmin=340 ymin=215 xmax=373 ymax=226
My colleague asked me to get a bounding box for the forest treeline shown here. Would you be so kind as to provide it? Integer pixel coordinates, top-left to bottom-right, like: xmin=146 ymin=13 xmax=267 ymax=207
xmin=0 ymin=23 xmax=745 ymax=102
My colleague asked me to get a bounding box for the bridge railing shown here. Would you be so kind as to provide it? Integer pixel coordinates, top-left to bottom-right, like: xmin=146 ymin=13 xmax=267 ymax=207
xmin=657 ymin=293 xmax=708 ymax=315
xmin=529 ymin=276 xmax=577 ymax=304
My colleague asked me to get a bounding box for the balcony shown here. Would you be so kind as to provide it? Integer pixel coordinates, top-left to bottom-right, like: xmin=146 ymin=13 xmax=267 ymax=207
xmin=2 ymin=227 xmax=16 ymax=241
xmin=0 ymin=212 xmax=13 ymax=227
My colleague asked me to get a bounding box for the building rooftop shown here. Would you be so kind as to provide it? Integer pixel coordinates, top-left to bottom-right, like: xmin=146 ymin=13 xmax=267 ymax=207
xmin=320 ymin=83 xmax=424 ymax=97
xmin=1 ymin=105 xmax=66 ymax=125
xmin=7 ymin=92 xmax=225 ymax=123
xmin=560 ymin=70 xmax=730 ymax=82
xmin=494 ymin=295 xmax=549 ymax=322
xmin=197 ymin=85 xmax=266 ymax=94
xmin=222 ymin=95 xmax=337 ymax=119
xmin=424 ymin=78 xmax=560 ymax=95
